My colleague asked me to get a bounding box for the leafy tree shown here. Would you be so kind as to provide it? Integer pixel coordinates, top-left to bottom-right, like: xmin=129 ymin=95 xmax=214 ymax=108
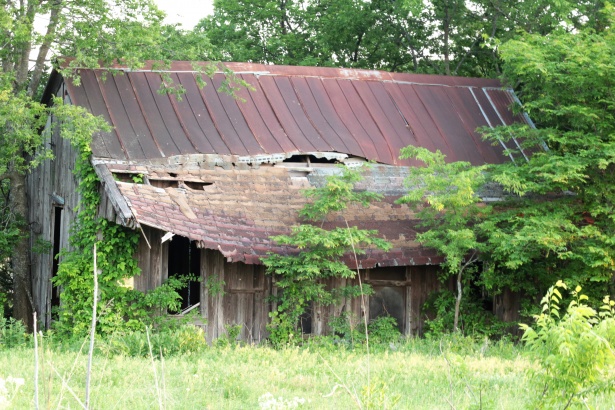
xmin=263 ymin=166 xmax=391 ymax=345
xmin=200 ymin=0 xmax=607 ymax=76
xmin=397 ymin=146 xmax=490 ymax=332
xmin=479 ymin=5 xmax=615 ymax=301
xmin=0 ymin=0 xmax=216 ymax=329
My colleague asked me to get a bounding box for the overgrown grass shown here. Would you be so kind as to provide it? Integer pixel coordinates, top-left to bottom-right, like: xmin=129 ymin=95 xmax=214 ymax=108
xmin=1 ymin=332 xmax=613 ymax=409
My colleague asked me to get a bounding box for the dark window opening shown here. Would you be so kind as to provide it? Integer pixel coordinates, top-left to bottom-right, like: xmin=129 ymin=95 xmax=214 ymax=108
xmin=366 ymin=267 xmax=408 ymax=333
xmin=369 ymin=286 xmax=405 ymax=333
xmin=282 ymin=154 xmax=337 ymax=165
xmin=51 ymin=207 xmax=63 ymax=314
xmin=168 ymin=235 xmax=200 ymax=312
xmin=299 ymin=303 xmax=312 ymax=334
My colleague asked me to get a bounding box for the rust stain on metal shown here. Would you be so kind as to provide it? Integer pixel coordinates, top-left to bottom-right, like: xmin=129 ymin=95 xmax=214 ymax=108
xmin=65 ymin=62 xmax=521 ymax=166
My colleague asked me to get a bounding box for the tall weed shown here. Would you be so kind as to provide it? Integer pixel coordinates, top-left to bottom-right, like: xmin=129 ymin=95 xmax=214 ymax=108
xmin=0 ymin=317 xmax=30 ymax=349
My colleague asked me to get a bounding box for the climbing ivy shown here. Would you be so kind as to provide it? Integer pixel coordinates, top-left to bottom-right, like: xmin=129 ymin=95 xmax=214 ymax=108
xmin=51 ymin=100 xmax=185 ymax=337
xmin=263 ymin=166 xmax=391 ymax=346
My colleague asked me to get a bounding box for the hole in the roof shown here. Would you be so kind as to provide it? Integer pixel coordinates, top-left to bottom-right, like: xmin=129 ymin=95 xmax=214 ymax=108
xmin=113 ymin=172 xmax=146 ymax=184
xmin=149 ymin=179 xmax=177 ymax=189
xmin=184 ymin=181 xmax=213 ymax=190
xmin=282 ymin=154 xmax=338 ymax=165
xmin=168 ymin=172 xmax=178 ymax=178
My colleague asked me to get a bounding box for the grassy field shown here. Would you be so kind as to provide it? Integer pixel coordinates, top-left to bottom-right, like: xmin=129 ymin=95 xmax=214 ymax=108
xmin=0 ymin=337 xmax=613 ymax=409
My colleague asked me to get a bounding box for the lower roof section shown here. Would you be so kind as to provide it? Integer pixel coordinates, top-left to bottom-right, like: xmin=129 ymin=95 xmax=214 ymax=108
xmin=94 ymin=154 xmax=444 ymax=268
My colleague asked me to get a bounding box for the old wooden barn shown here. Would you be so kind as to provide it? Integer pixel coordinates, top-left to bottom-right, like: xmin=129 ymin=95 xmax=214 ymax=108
xmin=29 ymin=61 xmax=527 ymax=341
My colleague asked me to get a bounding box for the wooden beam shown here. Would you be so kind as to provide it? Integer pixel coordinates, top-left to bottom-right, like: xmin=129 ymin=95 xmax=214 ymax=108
xmin=92 ymin=163 xmax=134 ymax=224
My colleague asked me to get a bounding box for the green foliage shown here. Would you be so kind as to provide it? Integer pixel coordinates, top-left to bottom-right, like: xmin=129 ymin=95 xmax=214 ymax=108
xmin=398 ymin=146 xmax=490 ymax=332
xmin=365 ymin=316 xmax=401 ymax=345
xmin=329 ymin=314 xmax=402 ymax=347
xmin=205 ymin=275 xmax=226 ymax=297
xmin=423 ymin=290 xmax=509 ymax=339
xmin=520 ymin=281 xmax=615 ymax=408
xmin=0 ymin=73 xmax=50 ymax=175
xmin=398 ymin=146 xmax=489 ymax=275
xmin=200 ymin=0 xmax=605 ymax=76
xmin=214 ymin=323 xmax=243 ymax=348
xmin=98 ymin=324 xmax=207 ymax=357
xmin=53 ymin=131 xmax=190 ymax=336
xmin=0 ymin=180 xmax=19 ymax=317
xmin=0 ymin=317 xmax=30 ymax=350
xmin=264 ymin=166 xmax=391 ymax=346
xmin=477 ymin=6 xmax=615 ymax=301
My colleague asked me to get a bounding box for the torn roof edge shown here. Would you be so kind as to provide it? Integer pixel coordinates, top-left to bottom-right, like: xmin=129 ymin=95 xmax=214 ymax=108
xmin=90 ymin=151 xmax=373 ymax=168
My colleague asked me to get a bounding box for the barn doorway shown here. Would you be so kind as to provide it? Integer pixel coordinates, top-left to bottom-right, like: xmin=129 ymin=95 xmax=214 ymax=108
xmin=367 ymin=267 xmax=408 ymax=333
xmin=167 ymin=235 xmax=200 ymax=311
xmin=50 ymin=206 xmax=63 ymax=315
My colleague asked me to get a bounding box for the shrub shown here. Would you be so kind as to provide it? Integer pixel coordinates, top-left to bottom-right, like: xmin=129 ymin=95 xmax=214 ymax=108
xmin=423 ymin=290 xmax=509 ymax=339
xmin=520 ymin=281 xmax=615 ymax=408
xmin=329 ymin=313 xmax=401 ymax=347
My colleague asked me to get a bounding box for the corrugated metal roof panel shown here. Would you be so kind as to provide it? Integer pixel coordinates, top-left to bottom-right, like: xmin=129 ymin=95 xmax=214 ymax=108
xmin=64 ymin=62 xmax=524 ymax=165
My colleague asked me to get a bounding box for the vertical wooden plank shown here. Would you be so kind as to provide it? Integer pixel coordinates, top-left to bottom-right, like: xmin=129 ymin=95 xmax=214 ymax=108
xmin=215 ymin=250 xmax=225 ymax=340
xmin=161 ymin=239 xmax=169 ymax=284
xmin=147 ymin=229 xmax=157 ymax=290
xmin=134 ymin=227 xmax=151 ymax=292
xmin=262 ymin=267 xmax=272 ymax=341
xmin=405 ymin=267 xmax=412 ymax=336
xmin=200 ymin=248 xmax=209 ymax=323
xmin=312 ymin=300 xmax=325 ymax=336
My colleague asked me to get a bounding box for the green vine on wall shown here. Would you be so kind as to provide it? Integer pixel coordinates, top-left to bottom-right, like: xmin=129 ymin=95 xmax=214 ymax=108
xmin=51 ymin=100 xmax=185 ymax=337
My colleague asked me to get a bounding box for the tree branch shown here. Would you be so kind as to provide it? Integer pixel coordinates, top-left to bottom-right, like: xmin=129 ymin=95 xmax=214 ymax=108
xmin=15 ymin=1 xmax=36 ymax=91
xmin=28 ymin=1 xmax=62 ymax=97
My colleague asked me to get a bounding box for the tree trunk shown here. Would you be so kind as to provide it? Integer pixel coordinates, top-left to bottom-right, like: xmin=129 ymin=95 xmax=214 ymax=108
xmin=10 ymin=170 xmax=33 ymax=331
xmin=453 ymin=268 xmax=462 ymax=332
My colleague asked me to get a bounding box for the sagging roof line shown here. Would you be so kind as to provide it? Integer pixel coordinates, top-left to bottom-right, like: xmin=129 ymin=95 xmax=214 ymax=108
xmin=92 ymin=151 xmax=355 ymax=168
xmin=291 ymin=78 xmax=338 ymax=154
xmin=482 ymin=88 xmax=529 ymax=163
xmin=468 ymin=87 xmax=515 ymax=164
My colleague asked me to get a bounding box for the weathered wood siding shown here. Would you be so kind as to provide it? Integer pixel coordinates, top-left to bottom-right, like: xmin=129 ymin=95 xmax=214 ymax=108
xmin=406 ymin=265 xmax=443 ymax=336
xmin=27 ymin=82 xmax=81 ymax=328
xmin=493 ymin=287 xmax=522 ymax=335
xmin=200 ymin=249 xmax=271 ymax=343
xmin=295 ymin=265 xmax=441 ymax=338
xmin=134 ymin=226 xmax=168 ymax=292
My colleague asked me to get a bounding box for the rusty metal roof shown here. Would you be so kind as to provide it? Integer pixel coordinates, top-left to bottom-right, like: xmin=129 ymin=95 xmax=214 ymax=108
xmin=54 ymin=62 xmax=528 ymax=266
xmin=63 ymin=62 xmax=525 ymax=166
